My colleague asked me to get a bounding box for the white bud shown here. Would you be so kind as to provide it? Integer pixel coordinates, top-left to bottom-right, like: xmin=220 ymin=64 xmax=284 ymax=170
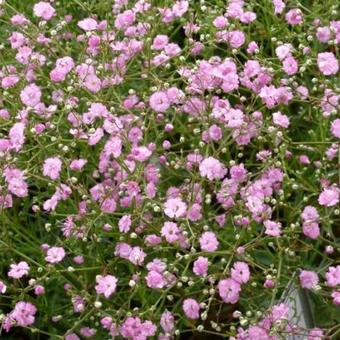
xmin=29 ymin=279 xmax=36 ymax=286
xmin=240 ymin=318 xmax=248 ymax=326
xmin=197 ymin=325 xmax=204 ymax=332
xmin=94 ymin=301 xmax=102 ymax=308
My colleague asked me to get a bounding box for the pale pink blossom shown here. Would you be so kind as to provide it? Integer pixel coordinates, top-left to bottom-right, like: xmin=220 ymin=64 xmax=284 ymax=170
xmin=33 ymin=2 xmax=56 ymax=21
xmin=8 ymin=261 xmax=30 ymax=279
xmin=95 ymin=274 xmax=118 ymax=298
xmin=43 ymin=157 xmax=62 ymax=180
xmin=45 ymin=247 xmax=66 ymax=264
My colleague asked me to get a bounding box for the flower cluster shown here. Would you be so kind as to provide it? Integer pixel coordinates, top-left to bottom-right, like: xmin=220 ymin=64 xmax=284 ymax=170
xmin=0 ymin=0 xmax=339 ymax=339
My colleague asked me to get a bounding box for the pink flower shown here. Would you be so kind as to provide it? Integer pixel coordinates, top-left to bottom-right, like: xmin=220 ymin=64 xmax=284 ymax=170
xmin=175 ymin=0 xmax=189 ymax=13
xmin=248 ymin=326 xmax=270 ymax=339
xmin=199 ymin=231 xmax=219 ymax=252
xmin=10 ymin=14 xmax=29 ymax=26
xmin=152 ymin=35 xmax=169 ymax=50
xmin=16 ymin=46 xmax=32 ymax=64
xmin=299 ymin=270 xmax=319 ymax=289
xmin=208 ymin=124 xmax=223 ymax=141
xmin=325 ymin=265 xmax=340 ymax=287
xmin=84 ymin=74 xmax=102 ymax=92
xmin=115 ymin=242 xmax=132 ymax=259
xmin=271 ymin=303 xmax=289 ymax=321
xmin=187 ymin=203 xmax=202 ymax=221
xmin=164 ymin=197 xmax=187 ymax=218
xmin=199 ymin=157 xmax=227 ymax=180
xmin=160 ymin=311 xmax=175 ymax=333
xmin=10 ymin=301 xmax=37 ymax=327
xmin=228 ymin=30 xmax=245 ymax=48
xmin=264 ymin=279 xmax=275 ymax=288
xmin=120 ymin=317 xmax=156 ymax=339
xmin=213 ymin=16 xmax=228 ymax=29
xmin=285 ymin=9 xmax=303 ymax=25
xmin=272 ymin=0 xmax=285 ymax=14
xmin=307 ymin=328 xmax=324 ymax=340
xmin=4 ymin=167 xmax=28 ymax=198
xmin=301 ymin=206 xmax=319 ymax=222
xmin=331 ymin=291 xmax=340 ymax=305
xmin=78 ymin=18 xmax=98 ymax=31
xmin=0 ymin=281 xmax=7 ymax=294
xmin=161 ymin=222 xmax=180 ymax=243
xmin=221 ymin=73 xmax=239 ymax=93
xmin=0 ymin=109 xmax=10 ymax=119
xmin=9 ymin=122 xmax=25 ymax=151
xmin=43 ymin=195 xmax=59 ymax=212
xmin=145 ymin=234 xmax=162 ymax=246
xmin=231 ymin=261 xmax=250 ymax=284
xmin=149 ymin=91 xmax=170 ymax=112
xmin=193 ymin=256 xmax=209 ymax=277
xmin=218 ymin=278 xmax=241 ymax=304
xmin=331 ymin=119 xmax=340 ymax=138
xmin=146 ymin=259 xmax=167 ymax=273
xmin=317 ymin=52 xmax=339 ymax=76
xmin=152 ymin=54 xmax=170 ymax=66
xmin=128 ymin=126 xmax=143 ymax=143
xmin=128 ymin=246 xmax=146 ymax=266
xmin=273 ymin=111 xmax=290 ymax=128
xmin=95 ymin=274 xmax=118 ymax=298
xmin=182 ymin=298 xmax=200 ymax=319
xmin=2 ymin=75 xmax=20 ymax=88
xmin=100 ymin=316 xmax=113 ymax=330
xmin=316 ymin=26 xmax=331 ymax=43
xmin=56 ymin=56 xmax=74 ymax=73
xmin=34 ymin=285 xmax=45 ymax=296
xmin=45 ymin=247 xmax=66 ymax=263
xmin=101 ymin=197 xmax=117 ymax=213
xmin=299 ymin=155 xmax=310 ymax=164
xmin=103 ymin=136 xmax=122 ymax=158
xmin=20 ymin=84 xmax=41 ymax=107
xmin=303 ymin=222 xmax=320 ymax=239
xmin=145 ymin=270 xmax=165 ymax=289
xmin=43 ymin=157 xmax=62 ymax=180
xmin=33 ymin=2 xmax=56 ymax=21
xmin=73 ymin=255 xmax=85 ymax=265
xmin=80 ymin=327 xmax=96 ymax=337
xmin=240 ymin=11 xmax=256 ymax=23
xmin=50 ymin=68 xmax=67 ymax=82
xmin=230 ymin=163 xmax=247 ymax=182
xmin=246 ymin=41 xmax=259 ymax=55
xmin=131 ymin=146 xmax=152 ymax=162
xmin=114 ymin=10 xmax=135 ymax=30
xmin=244 ymin=60 xmax=261 ymax=78
xmin=119 ymin=214 xmax=132 ymax=233
xmin=164 ymin=43 xmax=181 ymax=57
xmin=318 ymin=187 xmax=339 ymax=207
xmin=225 ymin=108 xmax=244 ymax=128
xmin=296 ymin=85 xmax=309 ymax=99
xmin=70 ymin=159 xmax=87 ymax=171
xmin=8 ymin=261 xmax=30 ymax=279
xmin=282 ymin=56 xmax=298 ymax=75
xmin=264 ymin=220 xmax=282 ymax=237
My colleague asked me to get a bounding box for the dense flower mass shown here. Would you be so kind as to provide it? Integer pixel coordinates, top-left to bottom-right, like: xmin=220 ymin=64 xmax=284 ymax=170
xmin=0 ymin=0 xmax=339 ymax=339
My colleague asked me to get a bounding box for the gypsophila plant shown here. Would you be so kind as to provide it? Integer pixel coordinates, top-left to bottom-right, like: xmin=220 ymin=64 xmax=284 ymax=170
xmin=0 ymin=0 xmax=339 ymax=339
